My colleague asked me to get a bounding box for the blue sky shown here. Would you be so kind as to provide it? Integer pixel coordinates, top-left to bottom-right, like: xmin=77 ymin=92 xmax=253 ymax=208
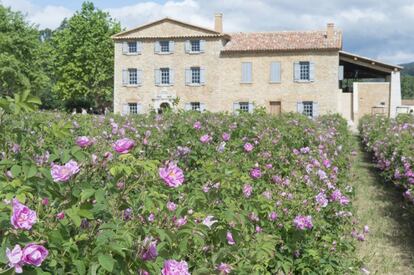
xmin=2 ymin=0 xmax=414 ymax=65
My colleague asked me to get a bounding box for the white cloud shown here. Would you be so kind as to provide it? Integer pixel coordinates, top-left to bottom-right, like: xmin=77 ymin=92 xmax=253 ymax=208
xmin=2 ymin=0 xmax=414 ymax=64
xmin=1 ymin=0 xmax=72 ymax=29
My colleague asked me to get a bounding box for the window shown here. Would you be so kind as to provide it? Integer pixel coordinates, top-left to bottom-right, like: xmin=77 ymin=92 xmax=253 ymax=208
xmin=191 ymin=40 xmax=200 ymax=52
xmin=129 ymin=69 xmax=138 ymax=85
xmin=160 ymin=41 xmax=170 ymax=53
xmin=239 ymin=102 xmax=249 ymax=112
xmin=161 ymin=68 xmax=170 ymax=84
xmin=299 ymin=62 xmax=310 ymax=81
xmin=191 ymin=67 xmax=200 ymax=84
xmin=191 ymin=102 xmax=201 ymax=111
xmin=303 ymin=101 xmax=313 ymax=117
xmin=128 ymin=103 xmax=138 ymax=114
xmin=128 ymin=42 xmax=137 ymax=53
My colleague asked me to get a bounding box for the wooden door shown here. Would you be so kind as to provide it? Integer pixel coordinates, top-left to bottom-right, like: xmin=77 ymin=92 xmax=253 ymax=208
xmin=269 ymin=101 xmax=281 ymax=115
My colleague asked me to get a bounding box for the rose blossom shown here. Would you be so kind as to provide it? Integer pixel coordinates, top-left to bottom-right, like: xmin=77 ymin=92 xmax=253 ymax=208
xmin=243 ymin=143 xmax=254 ymax=152
xmin=21 ymin=244 xmax=48 ymax=267
xmin=112 ymin=138 xmax=135 ymax=154
xmin=217 ymin=263 xmax=232 ymax=274
xmin=222 ymin=132 xmax=230 ymax=141
xmin=50 ymin=160 xmax=80 ymax=182
xmin=243 ymin=184 xmax=253 ymax=198
xmin=56 ymin=211 xmax=65 ymax=220
xmin=293 ymin=215 xmax=313 ymax=230
xmin=10 ymin=199 xmax=37 ymax=230
xmin=6 ymin=245 xmax=23 ymax=273
xmin=250 ymin=167 xmax=262 ymax=179
xmin=226 ymin=231 xmax=235 ymax=245
xmin=193 ymin=121 xmax=202 ymax=130
xmin=159 ymin=163 xmax=185 ymax=188
xmin=161 ymin=260 xmax=190 ymax=275
xmin=167 ymin=201 xmax=177 ymax=211
xmin=175 ymin=216 xmax=187 ymax=228
xmin=141 ymin=237 xmax=158 ymax=261
xmin=76 ymin=136 xmax=93 ymax=148
xmin=200 ymin=134 xmax=212 ymax=143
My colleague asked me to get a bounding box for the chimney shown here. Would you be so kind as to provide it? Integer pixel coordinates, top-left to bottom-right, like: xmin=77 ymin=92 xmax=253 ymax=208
xmin=214 ymin=13 xmax=223 ymax=33
xmin=326 ymin=23 xmax=334 ymax=39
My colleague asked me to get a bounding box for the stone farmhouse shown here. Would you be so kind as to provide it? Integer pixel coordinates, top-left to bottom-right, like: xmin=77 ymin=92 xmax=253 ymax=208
xmin=112 ymin=14 xmax=402 ymax=124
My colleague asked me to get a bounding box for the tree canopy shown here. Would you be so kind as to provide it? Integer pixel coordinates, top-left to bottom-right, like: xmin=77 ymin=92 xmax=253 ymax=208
xmin=50 ymin=2 xmax=121 ymax=111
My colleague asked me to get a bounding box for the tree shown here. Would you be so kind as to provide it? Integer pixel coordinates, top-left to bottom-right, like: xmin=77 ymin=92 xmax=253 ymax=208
xmin=51 ymin=2 xmax=121 ymax=111
xmin=0 ymin=5 xmax=50 ymax=98
xmin=401 ymin=75 xmax=414 ymax=99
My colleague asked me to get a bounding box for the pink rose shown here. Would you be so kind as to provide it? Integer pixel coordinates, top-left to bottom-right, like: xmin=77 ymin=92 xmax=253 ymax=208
xmin=244 ymin=143 xmax=254 ymax=152
xmin=76 ymin=136 xmax=93 ymax=148
xmin=112 ymin=138 xmax=135 ymax=154
xmin=161 ymin=260 xmax=190 ymax=275
xmin=51 ymin=160 xmax=80 ymax=183
xmin=22 ymin=244 xmax=48 ymax=267
xmin=56 ymin=211 xmax=65 ymax=220
xmin=226 ymin=231 xmax=235 ymax=245
xmin=159 ymin=163 xmax=185 ymax=188
xmin=6 ymin=245 xmax=23 ymax=273
xmin=10 ymin=199 xmax=37 ymax=230
xmin=200 ymin=134 xmax=212 ymax=144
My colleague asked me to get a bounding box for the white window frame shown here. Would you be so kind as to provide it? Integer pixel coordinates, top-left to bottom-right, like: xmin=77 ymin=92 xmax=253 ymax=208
xmin=190 ymin=40 xmax=201 ymax=52
xmin=128 ymin=68 xmax=138 ymax=85
xmin=128 ymin=103 xmax=138 ymax=114
xmin=191 ymin=67 xmax=201 ymax=84
xmin=160 ymin=41 xmax=170 ymax=53
xmin=302 ymin=101 xmax=313 ymax=117
xmin=239 ymin=102 xmax=249 ymax=113
xmin=299 ymin=62 xmax=310 ymax=81
xmin=191 ymin=102 xmax=201 ymax=111
xmin=160 ymin=68 xmax=170 ymax=85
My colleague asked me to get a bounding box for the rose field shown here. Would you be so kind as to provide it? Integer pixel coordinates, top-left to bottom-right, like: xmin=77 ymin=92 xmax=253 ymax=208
xmin=359 ymin=115 xmax=414 ymax=206
xmin=0 ymin=110 xmax=386 ymax=274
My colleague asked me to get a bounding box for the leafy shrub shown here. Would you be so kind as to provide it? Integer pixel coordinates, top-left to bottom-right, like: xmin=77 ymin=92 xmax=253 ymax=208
xmin=0 ymin=111 xmax=360 ymax=274
xmin=359 ymin=114 xmax=414 ymax=202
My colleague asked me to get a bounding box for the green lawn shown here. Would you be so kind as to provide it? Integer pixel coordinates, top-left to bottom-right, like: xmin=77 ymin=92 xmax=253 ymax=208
xmin=353 ymin=139 xmax=414 ymax=274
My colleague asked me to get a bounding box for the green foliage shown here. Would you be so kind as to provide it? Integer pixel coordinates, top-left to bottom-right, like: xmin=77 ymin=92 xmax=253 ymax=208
xmin=50 ymin=2 xmax=121 ymax=111
xmin=0 ymin=5 xmax=50 ymax=99
xmin=0 ymin=111 xmax=361 ymax=274
xmin=401 ymin=75 xmax=414 ymax=99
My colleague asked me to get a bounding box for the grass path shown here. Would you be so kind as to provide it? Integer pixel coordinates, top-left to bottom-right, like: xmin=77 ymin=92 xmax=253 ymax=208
xmin=352 ymin=140 xmax=414 ymax=274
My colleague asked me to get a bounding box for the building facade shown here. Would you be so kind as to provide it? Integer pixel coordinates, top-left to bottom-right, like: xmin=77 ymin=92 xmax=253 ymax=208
xmin=112 ymin=14 xmax=402 ymax=124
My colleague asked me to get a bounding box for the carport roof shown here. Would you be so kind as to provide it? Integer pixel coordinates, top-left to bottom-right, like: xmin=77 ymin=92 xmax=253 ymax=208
xmin=339 ymin=51 xmax=403 ymax=72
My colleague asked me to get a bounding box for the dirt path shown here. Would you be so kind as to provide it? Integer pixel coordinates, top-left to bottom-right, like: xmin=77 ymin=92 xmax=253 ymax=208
xmin=352 ymin=142 xmax=414 ymax=274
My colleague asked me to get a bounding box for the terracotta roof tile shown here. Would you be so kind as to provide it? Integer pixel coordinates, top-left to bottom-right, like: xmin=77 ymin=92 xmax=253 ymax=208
xmin=222 ymin=30 xmax=342 ymax=52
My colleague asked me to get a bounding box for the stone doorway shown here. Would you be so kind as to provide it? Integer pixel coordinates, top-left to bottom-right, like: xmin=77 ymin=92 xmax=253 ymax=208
xmin=158 ymin=102 xmax=171 ymax=114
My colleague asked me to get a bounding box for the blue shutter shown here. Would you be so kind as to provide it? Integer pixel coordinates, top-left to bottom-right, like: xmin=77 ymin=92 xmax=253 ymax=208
xmin=309 ymin=62 xmax=315 ymax=81
xmin=313 ymin=102 xmax=319 ymax=117
xmin=270 ymin=62 xmax=281 ymax=83
xmin=248 ymin=102 xmax=254 ymax=113
xmin=297 ymin=102 xmax=304 ymax=114
xmin=122 ymin=104 xmax=129 ymax=115
xmin=200 ymin=103 xmax=206 ymax=112
xmin=200 ymin=40 xmax=205 ymax=52
xmin=242 ymin=62 xmax=252 ymax=83
xmin=154 ymin=41 xmax=160 ymax=53
xmin=200 ymin=67 xmax=205 ymax=85
xmin=185 ymin=103 xmax=191 ymax=111
xmin=122 ymin=69 xmax=129 ymax=86
xmin=122 ymin=42 xmax=128 ymax=54
xmin=169 ymin=41 xmax=174 ymax=53
xmin=338 ymin=65 xmax=344 ymax=81
xmin=185 ymin=40 xmax=191 ymax=53
xmin=154 ymin=69 xmax=160 ymax=85
xmin=137 ymin=103 xmax=142 ymax=114
xmin=294 ymin=62 xmax=300 ymax=81
xmin=136 ymin=42 xmax=142 ymax=54
xmin=169 ymin=68 xmax=174 ymax=84
xmin=185 ymin=68 xmax=191 ymax=85
xmin=137 ymin=69 xmax=142 ymax=85
xmin=233 ymin=102 xmax=240 ymax=114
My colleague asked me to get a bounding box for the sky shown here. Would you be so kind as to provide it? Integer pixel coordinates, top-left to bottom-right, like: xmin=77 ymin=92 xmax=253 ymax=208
xmin=1 ymin=0 xmax=414 ymax=65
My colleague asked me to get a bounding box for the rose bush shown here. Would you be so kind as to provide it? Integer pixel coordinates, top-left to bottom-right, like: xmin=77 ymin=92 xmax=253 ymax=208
xmin=359 ymin=114 xmax=414 ymax=202
xmin=0 ymin=110 xmax=361 ymax=274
